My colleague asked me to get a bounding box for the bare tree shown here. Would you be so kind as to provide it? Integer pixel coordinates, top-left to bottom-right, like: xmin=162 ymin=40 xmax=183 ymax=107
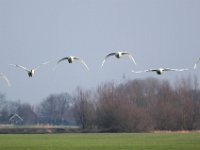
xmin=37 ymin=93 xmax=72 ymax=125
xmin=73 ymin=87 xmax=95 ymax=129
xmin=95 ymin=83 xmax=120 ymax=131
xmin=17 ymin=103 xmax=37 ymax=125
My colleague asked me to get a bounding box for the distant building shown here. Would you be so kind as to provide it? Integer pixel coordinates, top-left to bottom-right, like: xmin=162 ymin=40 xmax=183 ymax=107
xmin=9 ymin=113 xmax=24 ymax=125
xmin=16 ymin=104 xmax=39 ymax=125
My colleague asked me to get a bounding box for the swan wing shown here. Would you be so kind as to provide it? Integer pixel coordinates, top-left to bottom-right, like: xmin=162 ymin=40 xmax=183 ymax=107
xmin=194 ymin=64 xmax=197 ymax=69
xmin=132 ymin=70 xmax=146 ymax=73
xmin=34 ymin=60 xmax=53 ymax=71
xmin=194 ymin=57 xmax=200 ymax=69
xmin=10 ymin=64 xmax=30 ymax=72
xmin=41 ymin=60 xmax=53 ymax=65
xmin=74 ymin=57 xmax=89 ymax=70
xmin=0 ymin=74 xmax=11 ymax=87
xmin=132 ymin=69 xmax=151 ymax=73
xmin=163 ymin=68 xmax=188 ymax=72
xmin=132 ymin=69 xmax=159 ymax=73
xmin=128 ymin=54 xmax=137 ymax=65
xmin=121 ymin=52 xmax=137 ymax=65
xmin=148 ymin=69 xmax=159 ymax=72
xmin=57 ymin=57 xmax=69 ymax=64
xmin=101 ymin=53 xmax=116 ymax=68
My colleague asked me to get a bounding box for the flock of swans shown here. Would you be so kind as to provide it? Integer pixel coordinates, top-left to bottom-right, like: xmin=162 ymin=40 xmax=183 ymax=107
xmin=0 ymin=51 xmax=199 ymax=87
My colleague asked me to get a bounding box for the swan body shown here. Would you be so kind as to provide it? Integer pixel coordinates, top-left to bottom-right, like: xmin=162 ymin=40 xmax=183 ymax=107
xmin=101 ymin=51 xmax=136 ymax=68
xmin=132 ymin=68 xmax=188 ymax=75
xmin=57 ymin=56 xmax=89 ymax=70
xmin=28 ymin=70 xmax=35 ymax=77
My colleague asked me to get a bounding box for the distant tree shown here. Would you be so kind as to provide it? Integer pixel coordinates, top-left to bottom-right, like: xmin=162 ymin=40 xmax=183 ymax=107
xmin=0 ymin=94 xmax=22 ymax=124
xmin=0 ymin=93 xmax=6 ymax=112
xmin=0 ymin=108 xmax=9 ymax=123
xmin=73 ymin=87 xmax=95 ymax=129
xmin=37 ymin=93 xmax=72 ymax=125
xmin=150 ymin=80 xmax=178 ymax=130
xmin=175 ymin=77 xmax=196 ymax=130
xmin=17 ymin=103 xmax=38 ymax=125
xmin=0 ymin=93 xmax=6 ymax=123
xmin=95 ymin=81 xmax=153 ymax=132
xmin=95 ymin=83 xmax=120 ymax=130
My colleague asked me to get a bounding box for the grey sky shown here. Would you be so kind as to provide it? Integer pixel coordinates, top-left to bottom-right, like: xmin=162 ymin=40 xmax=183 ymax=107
xmin=0 ymin=0 xmax=200 ymax=104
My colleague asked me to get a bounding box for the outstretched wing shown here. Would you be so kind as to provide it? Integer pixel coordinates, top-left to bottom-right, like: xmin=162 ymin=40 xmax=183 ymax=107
xmin=57 ymin=57 xmax=69 ymax=64
xmin=121 ymin=52 xmax=137 ymax=65
xmin=194 ymin=57 xmax=200 ymax=69
xmin=128 ymin=55 xmax=137 ymax=65
xmin=0 ymin=73 xmax=11 ymax=87
xmin=163 ymin=68 xmax=188 ymax=72
xmin=101 ymin=53 xmax=116 ymax=68
xmin=34 ymin=60 xmax=53 ymax=70
xmin=132 ymin=69 xmax=152 ymax=74
xmin=74 ymin=57 xmax=89 ymax=70
xmin=9 ymin=64 xmax=30 ymax=72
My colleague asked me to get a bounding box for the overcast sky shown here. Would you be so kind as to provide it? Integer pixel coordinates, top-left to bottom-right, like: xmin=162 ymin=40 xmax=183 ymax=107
xmin=0 ymin=0 xmax=200 ymax=104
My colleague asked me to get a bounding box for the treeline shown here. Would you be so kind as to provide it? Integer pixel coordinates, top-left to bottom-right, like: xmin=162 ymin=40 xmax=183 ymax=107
xmin=0 ymin=93 xmax=74 ymax=125
xmin=73 ymin=76 xmax=200 ymax=132
xmin=0 ymin=76 xmax=200 ymax=132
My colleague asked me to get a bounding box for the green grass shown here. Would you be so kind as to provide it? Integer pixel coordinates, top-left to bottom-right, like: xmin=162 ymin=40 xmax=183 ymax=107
xmin=0 ymin=133 xmax=199 ymax=150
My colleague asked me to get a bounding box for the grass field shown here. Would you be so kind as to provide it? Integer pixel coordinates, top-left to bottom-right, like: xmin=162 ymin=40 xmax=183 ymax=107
xmin=0 ymin=133 xmax=199 ymax=150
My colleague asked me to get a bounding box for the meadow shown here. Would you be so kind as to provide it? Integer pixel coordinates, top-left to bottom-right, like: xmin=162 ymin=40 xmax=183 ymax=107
xmin=0 ymin=133 xmax=199 ymax=150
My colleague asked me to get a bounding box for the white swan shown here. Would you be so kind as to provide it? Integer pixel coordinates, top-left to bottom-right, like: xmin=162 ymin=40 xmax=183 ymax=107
xmin=57 ymin=56 xmax=89 ymax=70
xmin=194 ymin=57 xmax=200 ymax=69
xmin=10 ymin=60 xmax=51 ymax=77
xmin=0 ymin=73 xmax=11 ymax=87
xmin=101 ymin=51 xmax=136 ymax=68
xmin=132 ymin=68 xmax=188 ymax=75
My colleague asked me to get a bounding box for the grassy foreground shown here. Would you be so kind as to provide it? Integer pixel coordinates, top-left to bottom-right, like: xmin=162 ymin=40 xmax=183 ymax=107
xmin=0 ymin=133 xmax=199 ymax=150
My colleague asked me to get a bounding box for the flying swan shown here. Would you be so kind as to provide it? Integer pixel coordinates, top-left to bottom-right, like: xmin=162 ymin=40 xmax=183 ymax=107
xmin=57 ymin=56 xmax=89 ymax=70
xmin=101 ymin=51 xmax=136 ymax=68
xmin=10 ymin=60 xmax=51 ymax=77
xmin=0 ymin=73 xmax=11 ymax=87
xmin=132 ymin=68 xmax=188 ymax=75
